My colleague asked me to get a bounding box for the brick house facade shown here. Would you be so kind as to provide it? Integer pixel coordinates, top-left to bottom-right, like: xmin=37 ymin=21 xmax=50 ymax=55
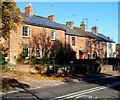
xmin=6 ymin=3 xmax=114 ymax=64
xmin=65 ymin=32 xmax=107 ymax=60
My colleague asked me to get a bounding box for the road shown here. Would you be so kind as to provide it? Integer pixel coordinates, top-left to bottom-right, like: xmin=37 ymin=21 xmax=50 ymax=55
xmin=2 ymin=76 xmax=120 ymax=100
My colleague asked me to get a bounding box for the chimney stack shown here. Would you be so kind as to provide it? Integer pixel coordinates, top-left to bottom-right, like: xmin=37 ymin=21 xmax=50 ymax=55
xmin=92 ymin=26 xmax=98 ymax=34
xmin=66 ymin=21 xmax=73 ymax=29
xmin=80 ymin=21 xmax=86 ymax=31
xmin=25 ymin=3 xmax=33 ymax=16
xmin=48 ymin=15 xmax=56 ymax=22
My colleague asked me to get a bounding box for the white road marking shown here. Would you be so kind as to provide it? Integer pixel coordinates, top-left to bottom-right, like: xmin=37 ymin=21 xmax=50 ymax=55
xmin=52 ymin=81 xmax=120 ymax=100
xmin=1 ymin=86 xmax=42 ymax=95
xmin=74 ymin=95 xmax=91 ymax=99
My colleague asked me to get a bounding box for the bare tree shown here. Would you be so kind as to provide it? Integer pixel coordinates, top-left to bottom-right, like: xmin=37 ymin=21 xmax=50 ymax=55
xmin=30 ymin=28 xmax=52 ymax=59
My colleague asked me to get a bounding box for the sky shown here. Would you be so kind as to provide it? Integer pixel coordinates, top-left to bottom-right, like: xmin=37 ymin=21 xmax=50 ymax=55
xmin=15 ymin=1 xmax=118 ymax=43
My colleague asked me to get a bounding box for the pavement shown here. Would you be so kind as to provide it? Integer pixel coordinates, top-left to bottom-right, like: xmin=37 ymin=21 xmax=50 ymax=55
xmin=2 ymin=75 xmax=120 ymax=99
xmin=1 ymin=71 xmax=119 ymax=94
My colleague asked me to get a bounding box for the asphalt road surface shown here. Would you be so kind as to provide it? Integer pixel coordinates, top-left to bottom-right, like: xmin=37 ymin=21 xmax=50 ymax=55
xmin=2 ymin=76 xmax=120 ymax=100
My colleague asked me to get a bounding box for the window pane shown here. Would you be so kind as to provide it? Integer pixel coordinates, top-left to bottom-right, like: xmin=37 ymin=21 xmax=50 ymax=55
xmin=36 ymin=49 xmax=42 ymax=58
xmin=93 ymin=53 xmax=96 ymax=59
xmin=23 ymin=26 xmax=29 ymax=36
xmin=51 ymin=49 xmax=55 ymax=58
xmin=51 ymin=31 xmax=55 ymax=40
xmin=87 ymin=39 xmax=90 ymax=47
xmin=88 ymin=53 xmax=91 ymax=59
xmin=99 ymin=54 xmax=102 ymax=58
xmin=23 ymin=48 xmax=29 ymax=59
xmin=100 ymin=43 xmax=103 ymax=49
xmin=72 ymin=37 xmax=75 ymax=45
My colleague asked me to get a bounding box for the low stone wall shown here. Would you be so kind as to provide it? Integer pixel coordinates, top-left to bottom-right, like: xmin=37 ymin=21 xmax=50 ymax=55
xmin=14 ymin=65 xmax=48 ymax=74
xmin=100 ymin=65 xmax=113 ymax=73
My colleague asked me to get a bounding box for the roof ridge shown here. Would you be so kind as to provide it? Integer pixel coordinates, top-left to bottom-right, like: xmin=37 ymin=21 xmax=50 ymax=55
xmin=33 ymin=15 xmax=49 ymax=20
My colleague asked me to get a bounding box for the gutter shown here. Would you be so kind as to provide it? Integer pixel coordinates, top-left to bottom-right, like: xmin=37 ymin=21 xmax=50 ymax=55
xmin=23 ymin=21 xmax=66 ymax=31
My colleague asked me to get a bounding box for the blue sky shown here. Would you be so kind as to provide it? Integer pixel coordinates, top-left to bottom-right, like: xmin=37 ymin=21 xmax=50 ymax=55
xmin=16 ymin=1 xmax=118 ymax=43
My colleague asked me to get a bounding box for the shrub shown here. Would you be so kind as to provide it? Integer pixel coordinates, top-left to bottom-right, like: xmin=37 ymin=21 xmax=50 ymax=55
xmin=16 ymin=51 xmax=26 ymax=64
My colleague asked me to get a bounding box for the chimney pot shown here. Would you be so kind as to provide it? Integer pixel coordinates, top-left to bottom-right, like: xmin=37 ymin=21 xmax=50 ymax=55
xmin=80 ymin=21 xmax=86 ymax=31
xmin=48 ymin=15 xmax=56 ymax=22
xmin=66 ymin=21 xmax=73 ymax=29
xmin=25 ymin=3 xmax=33 ymax=16
xmin=92 ymin=26 xmax=98 ymax=34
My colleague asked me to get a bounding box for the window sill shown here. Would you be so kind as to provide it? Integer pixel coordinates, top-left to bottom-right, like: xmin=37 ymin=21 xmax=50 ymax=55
xmin=51 ymin=39 xmax=56 ymax=41
xmin=25 ymin=57 xmax=29 ymax=59
xmin=72 ymin=44 xmax=75 ymax=46
xmin=37 ymin=57 xmax=42 ymax=59
xmin=22 ymin=36 xmax=30 ymax=38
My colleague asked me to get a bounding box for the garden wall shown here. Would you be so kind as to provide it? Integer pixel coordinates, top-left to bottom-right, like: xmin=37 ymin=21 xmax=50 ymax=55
xmin=100 ymin=65 xmax=113 ymax=73
xmin=14 ymin=65 xmax=48 ymax=74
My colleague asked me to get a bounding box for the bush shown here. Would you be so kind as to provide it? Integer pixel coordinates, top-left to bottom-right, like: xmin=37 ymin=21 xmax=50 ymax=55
xmin=0 ymin=61 xmax=9 ymax=65
xmin=16 ymin=51 xmax=27 ymax=64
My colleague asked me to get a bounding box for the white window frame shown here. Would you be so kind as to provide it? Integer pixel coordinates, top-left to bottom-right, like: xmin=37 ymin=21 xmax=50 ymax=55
xmin=22 ymin=26 xmax=29 ymax=37
xmin=23 ymin=48 xmax=29 ymax=59
xmin=100 ymin=43 xmax=103 ymax=49
xmin=36 ymin=49 xmax=42 ymax=59
xmin=51 ymin=31 xmax=56 ymax=41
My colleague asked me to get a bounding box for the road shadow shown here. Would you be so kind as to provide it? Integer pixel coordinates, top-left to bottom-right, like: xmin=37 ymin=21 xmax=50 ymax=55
xmin=1 ymin=78 xmax=30 ymax=92
xmin=61 ymin=72 xmax=120 ymax=92
xmin=1 ymin=78 xmax=42 ymax=100
xmin=83 ymin=73 xmax=120 ymax=92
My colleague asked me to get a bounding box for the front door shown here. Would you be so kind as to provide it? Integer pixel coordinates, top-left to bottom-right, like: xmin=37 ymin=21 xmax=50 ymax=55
xmin=79 ymin=50 xmax=84 ymax=59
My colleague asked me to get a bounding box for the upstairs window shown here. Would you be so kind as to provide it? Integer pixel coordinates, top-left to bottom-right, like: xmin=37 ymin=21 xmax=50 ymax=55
xmin=108 ymin=43 xmax=112 ymax=49
xmin=87 ymin=39 xmax=91 ymax=47
xmin=100 ymin=43 xmax=103 ymax=49
xmin=23 ymin=26 xmax=29 ymax=37
xmin=36 ymin=49 xmax=42 ymax=59
xmin=72 ymin=37 xmax=75 ymax=45
xmin=51 ymin=31 xmax=56 ymax=40
xmin=23 ymin=48 xmax=29 ymax=59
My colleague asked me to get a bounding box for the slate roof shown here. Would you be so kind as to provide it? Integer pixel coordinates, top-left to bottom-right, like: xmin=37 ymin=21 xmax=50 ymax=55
xmin=22 ymin=13 xmax=114 ymax=43
xmin=56 ymin=23 xmax=114 ymax=43
xmin=22 ymin=13 xmax=64 ymax=30
xmin=73 ymin=27 xmax=94 ymax=38
xmin=87 ymin=32 xmax=115 ymax=43
xmin=58 ymin=24 xmax=82 ymax=36
xmin=97 ymin=33 xmax=115 ymax=43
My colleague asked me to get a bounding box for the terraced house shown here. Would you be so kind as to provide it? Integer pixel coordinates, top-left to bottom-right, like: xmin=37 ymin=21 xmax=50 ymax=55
xmin=8 ymin=3 xmax=114 ymax=64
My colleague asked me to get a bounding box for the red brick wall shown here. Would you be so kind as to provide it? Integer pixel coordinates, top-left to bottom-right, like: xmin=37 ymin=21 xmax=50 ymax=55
xmin=9 ymin=24 xmax=65 ymax=64
xmin=9 ymin=24 xmax=107 ymax=64
xmin=65 ymin=35 xmax=107 ymax=59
